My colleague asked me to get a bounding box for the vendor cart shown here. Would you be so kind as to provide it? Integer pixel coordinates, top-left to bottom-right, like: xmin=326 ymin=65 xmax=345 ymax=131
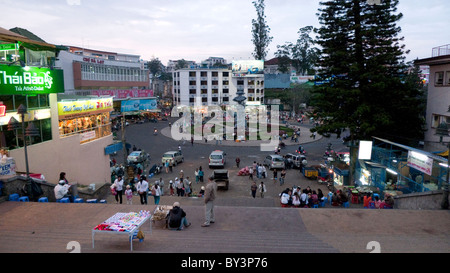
xmin=92 ymin=211 xmax=152 ymax=251
xmin=302 ymin=166 xmax=318 ymax=179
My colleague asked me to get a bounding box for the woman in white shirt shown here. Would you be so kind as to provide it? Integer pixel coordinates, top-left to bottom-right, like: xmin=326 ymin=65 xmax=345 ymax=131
xmin=292 ymin=192 xmax=301 ymax=207
xmin=151 ymin=183 xmax=161 ymax=205
xmin=113 ymin=175 xmax=124 ymax=204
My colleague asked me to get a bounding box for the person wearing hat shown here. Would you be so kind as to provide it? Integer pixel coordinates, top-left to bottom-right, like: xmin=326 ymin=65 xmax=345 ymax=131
xmin=166 ymin=202 xmax=191 ymax=230
xmin=199 ymin=186 xmax=205 ymax=196
xmin=54 ymin=180 xmax=71 ymax=202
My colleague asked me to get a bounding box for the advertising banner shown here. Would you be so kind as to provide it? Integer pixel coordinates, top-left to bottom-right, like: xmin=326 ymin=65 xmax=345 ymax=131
xmin=232 ymin=60 xmax=264 ymax=77
xmin=0 ymin=64 xmax=64 ymax=95
xmin=58 ymin=97 xmax=113 ymax=117
xmin=407 ymin=151 xmax=433 ymax=176
xmin=120 ymin=99 xmax=158 ymax=112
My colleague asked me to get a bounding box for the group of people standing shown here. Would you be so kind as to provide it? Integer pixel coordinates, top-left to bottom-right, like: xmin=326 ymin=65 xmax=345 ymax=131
xmin=111 ymin=175 xmax=164 ymax=205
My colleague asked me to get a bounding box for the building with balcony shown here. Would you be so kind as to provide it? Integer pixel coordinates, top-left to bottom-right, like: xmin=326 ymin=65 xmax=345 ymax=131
xmin=172 ymin=67 xmax=265 ymax=107
xmin=415 ymin=44 xmax=450 ymax=153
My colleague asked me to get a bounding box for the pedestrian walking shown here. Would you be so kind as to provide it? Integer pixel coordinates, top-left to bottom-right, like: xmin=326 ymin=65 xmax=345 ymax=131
xmin=125 ymin=185 xmax=133 ymax=204
xmin=249 ymin=167 xmax=253 ymax=180
xmin=136 ymin=176 xmax=148 ymax=205
xmin=195 ymin=168 xmax=199 ymax=183
xmin=169 ymin=180 xmax=175 ymax=196
xmin=236 ymin=157 xmax=240 ymax=168
xmin=198 ymin=167 xmax=204 ymax=182
xmin=251 ymin=181 xmax=257 ymax=198
xmin=113 ymin=175 xmax=124 ymax=204
xmin=259 ymin=182 xmax=267 ymax=198
xmin=169 ymin=160 xmax=173 ymax=173
xmin=165 ymin=160 xmax=169 ymax=173
xmin=273 ymin=169 xmax=278 ymax=183
xmin=280 ymin=169 xmax=286 ymax=186
xmin=151 ymin=183 xmax=161 ymax=205
xmin=201 ymin=177 xmax=217 ymax=227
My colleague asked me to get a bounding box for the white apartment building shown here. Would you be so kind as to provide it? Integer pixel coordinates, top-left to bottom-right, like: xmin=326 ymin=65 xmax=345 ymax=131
xmin=415 ymin=44 xmax=450 ymax=152
xmin=172 ymin=68 xmax=265 ymax=107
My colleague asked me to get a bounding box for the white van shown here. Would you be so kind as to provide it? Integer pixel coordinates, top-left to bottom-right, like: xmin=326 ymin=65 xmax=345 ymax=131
xmin=162 ymin=151 xmax=184 ymax=165
xmin=209 ymin=150 xmax=226 ymax=168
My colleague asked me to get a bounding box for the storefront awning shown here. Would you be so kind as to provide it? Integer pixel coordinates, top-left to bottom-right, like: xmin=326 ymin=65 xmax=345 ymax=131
xmin=437 ymin=150 xmax=449 ymax=157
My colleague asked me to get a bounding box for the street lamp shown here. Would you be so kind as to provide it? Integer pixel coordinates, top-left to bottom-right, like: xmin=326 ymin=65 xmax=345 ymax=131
xmin=8 ymin=104 xmax=40 ymax=199
xmin=435 ymin=122 xmax=450 ymax=210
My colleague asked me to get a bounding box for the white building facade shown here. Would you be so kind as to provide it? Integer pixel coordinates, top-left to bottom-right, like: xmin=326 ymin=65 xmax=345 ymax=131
xmin=172 ymin=68 xmax=265 ymax=107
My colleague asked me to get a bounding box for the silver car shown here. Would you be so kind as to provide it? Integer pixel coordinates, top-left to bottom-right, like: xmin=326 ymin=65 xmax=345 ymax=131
xmin=127 ymin=151 xmax=147 ymax=164
xmin=264 ymin=154 xmax=285 ymax=169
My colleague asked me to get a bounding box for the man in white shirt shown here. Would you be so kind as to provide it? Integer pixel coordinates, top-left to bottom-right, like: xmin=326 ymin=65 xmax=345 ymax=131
xmin=54 ymin=180 xmax=70 ymax=201
xmin=137 ymin=176 xmax=149 ymax=205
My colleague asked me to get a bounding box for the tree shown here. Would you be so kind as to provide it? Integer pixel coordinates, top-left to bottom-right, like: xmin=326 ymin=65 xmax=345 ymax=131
xmin=311 ymin=0 xmax=425 ymax=145
xmin=147 ymin=57 xmax=163 ymax=78
xmin=311 ymin=0 xmax=426 ymax=185
xmin=251 ymin=0 xmax=273 ymax=60
xmin=274 ymin=26 xmax=319 ymax=75
xmin=175 ymin=59 xmax=188 ymax=70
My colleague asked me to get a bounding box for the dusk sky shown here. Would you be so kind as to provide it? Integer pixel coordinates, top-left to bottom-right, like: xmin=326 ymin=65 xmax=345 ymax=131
xmin=1 ymin=0 xmax=448 ymax=65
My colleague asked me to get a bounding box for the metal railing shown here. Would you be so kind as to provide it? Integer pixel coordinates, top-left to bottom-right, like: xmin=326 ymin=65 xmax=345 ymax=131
xmin=432 ymin=44 xmax=450 ymax=57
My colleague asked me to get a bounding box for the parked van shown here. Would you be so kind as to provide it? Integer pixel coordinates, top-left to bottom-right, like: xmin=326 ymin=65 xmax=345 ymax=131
xmin=264 ymin=154 xmax=285 ymax=169
xmin=162 ymin=151 xmax=184 ymax=165
xmin=209 ymin=150 xmax=226 ymax=168
xmin=285 ymin=153 xmax=307 ymax=169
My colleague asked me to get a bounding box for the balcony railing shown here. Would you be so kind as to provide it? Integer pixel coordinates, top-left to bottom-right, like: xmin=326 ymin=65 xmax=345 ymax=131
xmin=432 ymin=44 xmax=450 ymax=57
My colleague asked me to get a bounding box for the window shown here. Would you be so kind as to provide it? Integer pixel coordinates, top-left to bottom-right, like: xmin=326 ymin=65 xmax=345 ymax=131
xmin=189 ymin=71 xmax=196 ymax=77
xmin=212 ymin=72 xmax=218 ymax=77
xmin=189 ymin=98 xmax=195 ymax=103
xmin=237 ymin=80 xmax=244 ymax=85
xmin=223 ymin=89 xmax=229 ymax=94
xmin=223 ymin=72 xmax=229 ymax=77
xmin=445 ymin=71 xmax=450 ymax=85
xmin=201 ymin=71 xmax=207 ymax=77
xmin=435 ymin=72 xmax=444 ymax=85
xmin=202 ymin=97 xmax=207 ymax=103
xmin=189 ymin=89 xmax=197 ymax=94
xmin=189 ymin=81 xmax=196 ymax=85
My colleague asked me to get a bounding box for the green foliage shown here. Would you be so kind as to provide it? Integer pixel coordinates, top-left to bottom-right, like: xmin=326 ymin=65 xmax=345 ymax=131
xmin=251 ymin=0 xmax=273 ymax=60
xmin=311 ymin=0 xmax=426 ymax=146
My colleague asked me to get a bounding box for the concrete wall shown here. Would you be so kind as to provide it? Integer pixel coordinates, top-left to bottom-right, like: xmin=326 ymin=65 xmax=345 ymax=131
xmin=394 ymin=190 xmax=445 ymax=210
xmin=0 ymin=175 xmax=110 ymax=202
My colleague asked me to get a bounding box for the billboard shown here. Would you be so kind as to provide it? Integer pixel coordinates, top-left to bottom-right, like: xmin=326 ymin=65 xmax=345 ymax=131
xmin=232 ymin=60 xmax=264 ymax=77
xmin=121 ymin=98 xmax=158 ymax=112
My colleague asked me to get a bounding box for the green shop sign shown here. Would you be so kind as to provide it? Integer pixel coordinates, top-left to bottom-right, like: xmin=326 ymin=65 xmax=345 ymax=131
xmin=0 ymin=64 xmax=64 ymax=95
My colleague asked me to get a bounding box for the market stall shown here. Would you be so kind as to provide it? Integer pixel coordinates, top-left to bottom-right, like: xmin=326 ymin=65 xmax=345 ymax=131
xmin=151 ymin=205 xmax=172 ymax=228
xmin=92 ymin=211 xmax=152 ymax=251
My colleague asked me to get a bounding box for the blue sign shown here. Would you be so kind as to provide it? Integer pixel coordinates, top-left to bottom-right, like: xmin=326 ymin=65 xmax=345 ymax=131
xmin=121 ymin=99 xmax=157 ymax=112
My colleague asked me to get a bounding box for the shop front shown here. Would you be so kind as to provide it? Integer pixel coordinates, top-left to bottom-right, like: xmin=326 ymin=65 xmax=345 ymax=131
xmin=355 ymin=137 xmax=448 ymax=198
xmin=58 ymin=97 xmax=113 ymax=144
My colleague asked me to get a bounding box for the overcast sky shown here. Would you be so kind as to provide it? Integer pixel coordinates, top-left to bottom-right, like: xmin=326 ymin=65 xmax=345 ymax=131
xmin=1 ymin=0 xmax=448 ymax=66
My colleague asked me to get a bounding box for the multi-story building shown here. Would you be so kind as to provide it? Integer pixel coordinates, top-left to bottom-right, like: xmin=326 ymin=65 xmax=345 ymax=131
xmin=0 ymin=27 xmax=114 ymax=186
xmin=415 ymin=44 xmax=450 ymax=152
xmin=172 ymin=60 xmax=265 ymax=107
xmin=56 ymin=46 xmax=152 ymax=113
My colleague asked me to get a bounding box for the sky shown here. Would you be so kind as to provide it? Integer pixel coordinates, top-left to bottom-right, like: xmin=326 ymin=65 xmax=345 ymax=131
xmin=1 ymin=0 xmax=449 ymax=66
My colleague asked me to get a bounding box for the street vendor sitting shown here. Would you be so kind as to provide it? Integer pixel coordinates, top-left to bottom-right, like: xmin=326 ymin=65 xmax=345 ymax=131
xmin=166 ymin=202 xmax=191 ymax=230
xmin=54 ymin=180 xmax=72 ymax=202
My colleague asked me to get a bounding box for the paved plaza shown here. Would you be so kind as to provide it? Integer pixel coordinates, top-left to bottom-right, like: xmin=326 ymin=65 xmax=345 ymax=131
xmin=1 ymin=118 xmax=449 ymax=254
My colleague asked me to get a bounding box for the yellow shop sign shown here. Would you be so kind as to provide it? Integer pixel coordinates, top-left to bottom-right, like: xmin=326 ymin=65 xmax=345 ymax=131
xmin=58 ymin=98 xmax=113 ymax=116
